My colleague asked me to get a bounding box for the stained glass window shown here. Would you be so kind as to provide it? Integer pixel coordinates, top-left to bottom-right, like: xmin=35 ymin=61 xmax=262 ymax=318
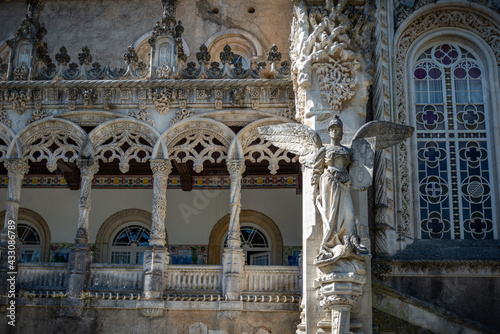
xmin=413 ymin=43 xmax=495 ymax=240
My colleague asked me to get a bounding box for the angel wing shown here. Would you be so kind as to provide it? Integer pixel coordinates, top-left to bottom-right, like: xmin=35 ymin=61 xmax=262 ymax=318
xmin=351 ymin=120 xmax=414 ymax=150
xmin=257 ymin=123 xmax=323 ymax=166
xmin=349 ymin=121 xmax=414 ymax=190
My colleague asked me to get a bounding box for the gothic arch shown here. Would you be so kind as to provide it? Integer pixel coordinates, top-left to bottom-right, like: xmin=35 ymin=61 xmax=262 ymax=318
xmin=88 ymin=119 xmax=160 ymax=173
xmin=8 ymin=118 xmax=86 ymax=172
xmin=93 ymin=209 xmax=166 ymax=263
xmin=394 ymin=6 xmax=500 ymax=238
xmin=208 ymin=210 xmax=283 ymax=265
xmin=204 ymin=28 xmax=264 ymax=66
xmin=132 ymin=31 xmax=190 ymax=64
xmin=161 ymin=117 xmax=235 ymax=173
xmin=0 ymin=208 xmax=51 ymax=262
xmin=237 ymin=117 xmax=297 ymax=175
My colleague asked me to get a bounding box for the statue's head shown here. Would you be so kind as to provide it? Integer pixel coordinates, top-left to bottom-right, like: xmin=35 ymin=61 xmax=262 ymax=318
xmin=328 ymin=115 xmax=343 ymax=140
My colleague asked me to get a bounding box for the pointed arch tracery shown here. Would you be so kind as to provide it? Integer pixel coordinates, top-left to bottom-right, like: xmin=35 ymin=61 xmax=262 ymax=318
xmin=10 ymin=118 xmax=86 ymax=172
xmin=161 ymin=118 xmax=235 ymax=173
xmin=89 ymin=119 xmax=160 ymax=173
xmin=238 ymin=118 xmax=297 ymax=175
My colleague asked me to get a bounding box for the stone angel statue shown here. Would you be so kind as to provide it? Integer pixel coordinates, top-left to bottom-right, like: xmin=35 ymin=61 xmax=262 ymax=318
xmin=258 ymin=116 xmax=413 ymax=265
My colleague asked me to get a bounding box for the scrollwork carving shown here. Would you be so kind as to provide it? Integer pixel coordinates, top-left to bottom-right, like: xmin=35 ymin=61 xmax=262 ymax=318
xmin=150 ymin=88 xmax=176 ymax=115
xmin=94 ymin=128 xmax=154 ymax=174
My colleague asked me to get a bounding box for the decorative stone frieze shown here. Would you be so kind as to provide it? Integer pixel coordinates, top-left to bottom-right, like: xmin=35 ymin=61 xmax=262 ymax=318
xmin=8 ymin=89 xmax=32 ymax=115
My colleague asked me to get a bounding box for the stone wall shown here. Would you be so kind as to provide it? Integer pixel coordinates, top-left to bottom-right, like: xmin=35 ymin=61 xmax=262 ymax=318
xmin=1 ymin=301 xmax=299 ymax=334
xmin=386 ymin=276 xmax=500 ymax=331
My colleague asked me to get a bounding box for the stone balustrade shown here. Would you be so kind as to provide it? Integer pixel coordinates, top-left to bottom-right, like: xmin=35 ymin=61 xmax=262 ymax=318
xmin=17 ymin=262 xmax=67 ymax=292
xmin=165 ymin=265 xmax=223 ymax=294
xmin=16 ymin=263 xmax=300 ymax=298
xmin=87 ymin=263 xmax=143 ymax=292
xmin=243 ymin=265 xmax=301 ymax=295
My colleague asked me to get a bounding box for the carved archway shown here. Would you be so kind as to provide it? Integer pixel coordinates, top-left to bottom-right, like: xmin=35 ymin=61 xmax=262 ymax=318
xmin=205 ymin=29 xmax=264 ymax=66
xmin=0 ymin=208 xmax=51 ymax=262
xmin=8 ymin=118 xmax=86 ymax=172
xmin=238 ymin=117 xmax=297 ymax=175
xmin=88 ymin=119 xmax=160 ymax=173
xmin=161 ymin=117 xmax=235 ymax=173
xmin=93 ymin=209 xmax=166 ymax=263
xmin=208 ymin=210 xmax=283 ymax=265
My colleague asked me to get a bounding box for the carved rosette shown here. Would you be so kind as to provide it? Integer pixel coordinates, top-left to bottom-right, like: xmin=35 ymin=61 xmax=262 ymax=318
xmin=150 ymin=159 xmax=171 ymax=246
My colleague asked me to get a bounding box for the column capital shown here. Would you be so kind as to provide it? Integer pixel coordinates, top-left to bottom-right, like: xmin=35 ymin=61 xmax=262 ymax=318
xmin=4 ymin=159 xmax=30 ymax=176
xmin=227 ymin=159 xmax=245 ymax=176
xmin=77 ymin=159 xmax=99 ymax=175
xmin=150 ymin=159 xmax=172 ymax=176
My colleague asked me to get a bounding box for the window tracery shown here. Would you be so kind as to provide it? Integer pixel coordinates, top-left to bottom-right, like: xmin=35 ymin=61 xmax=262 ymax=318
xmin=413 ymin=43 xmax=495 ymax=240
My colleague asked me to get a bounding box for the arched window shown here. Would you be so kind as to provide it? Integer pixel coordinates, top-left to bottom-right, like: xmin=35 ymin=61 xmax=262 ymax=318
xmin=222 ymin=223 xmax=271 ymax=265
xmin=412 ymin=43 xmax=496 ymax=240
xmin=0 ymin=208 xmax=51 ymax=262
xmin=94 ymin=209 xmax=167 ymax=263
xmin=18 ymin=222 xmax=41 ymax=262
xmin=208 ymin=210 xmax=283 ymax=265
xmin=109 ymin=224 xmax=150 ymax=264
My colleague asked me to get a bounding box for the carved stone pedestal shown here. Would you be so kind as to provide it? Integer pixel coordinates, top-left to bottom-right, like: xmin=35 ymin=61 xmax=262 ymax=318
xmin=66 ymin=232 xmax=91 ymax=297
xmin=143 ymin=246 xmax=169 ymax=299
xmin=222 ymin=247 xmax=244 ymax=301
xmin=314 ymin=263 xmax=367 ymax=334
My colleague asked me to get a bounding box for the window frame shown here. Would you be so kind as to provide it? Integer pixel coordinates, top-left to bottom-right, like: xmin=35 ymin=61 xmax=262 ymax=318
xmin=406 ymin=32 xmax=500 ymax=240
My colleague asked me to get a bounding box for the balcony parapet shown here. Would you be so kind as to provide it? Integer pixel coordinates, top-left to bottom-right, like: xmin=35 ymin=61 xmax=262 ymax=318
xmin=17 ymin=262 xmax=67 ymax=292
xmin=87 ymin=263 xmax=143 ymax=293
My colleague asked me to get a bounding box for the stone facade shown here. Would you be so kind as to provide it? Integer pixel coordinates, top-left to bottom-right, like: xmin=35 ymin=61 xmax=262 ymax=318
xmin=0 ymin=0 xmax=499 ymax=333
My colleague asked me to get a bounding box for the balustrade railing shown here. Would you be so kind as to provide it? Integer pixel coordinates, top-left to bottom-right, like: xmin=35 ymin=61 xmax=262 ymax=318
xmin=87 ymin=263 xmax=143 ymax=292
xmin=243 ymin=265 xmax=300 ymax=295
xmin=165 ymin=265 xmax=222 ymax=294
xmin=17 ymin=262 xmax=67 ymax=291
xmin=15 ymin=263 xmax=301 ymax=298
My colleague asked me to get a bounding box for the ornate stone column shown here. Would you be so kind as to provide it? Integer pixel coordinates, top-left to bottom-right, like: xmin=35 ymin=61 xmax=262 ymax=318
xmin=0 ymin=159 xmax=29 ymax=295
xmin=290 ymin=0 xmax=375 ymax=332
xmin=222 ymin=159 xmax=245 ymax=301
xmin=66 ymin=159 xmax=99 ymax=297
xmin=143 ymin=159 xmax=171 ymax=299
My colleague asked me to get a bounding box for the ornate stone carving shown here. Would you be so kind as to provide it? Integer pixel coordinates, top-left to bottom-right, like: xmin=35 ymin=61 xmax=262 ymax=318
xmin=25 ymin=108 xmax=52 ymax=125
xmin=167 ymin=123 xmax=230 ymax=173
xmin=0 ymin=108 xmax=12 ymax=128
xmin=138 ymin=308 xmax=164 ymax=318
xmin=129 ymin=108 xmax=155 ymax=126
xmin=244 ymin=130 xmax=297 ymax=175
xmin=21 ymin=122 xmax=82 ymax=173
xmin=290 ymin=1 xmax=375 ymax=114
xmin=13 ymin=65 xmax=29 ymax=81
xmin=150 ymin=159 xmax=171 ymax=244
xmin=395 ymin=9 xmax=500 ymax=233
xmin=214 ymin=89 xmax=223 ymax=109
xmin=77 ymin=46 xmax=93 ymax=66
xmin=66 ymin=88 xmax=77 ymax=110
xmin=55 ymin=46 xmax=71 ymax=65
xmin=258 ymin=117 xmax=413 ymax=264
xmin=76 ymin=159 xmax=99 ymax=236
xmin=82 ymin=88 xmax=96 ymax=107
xmin=9 ymin=89 xmax=32 ymax=115
xmin=93 ymin=125 xmax=155 ymax=174
xmin=102 ymin=89 xmax=112 ymax=110
xmin=171 ymin=109 xmax=197 ymax=125
xmin=150 ymin=88 xmax=176 ymax=115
